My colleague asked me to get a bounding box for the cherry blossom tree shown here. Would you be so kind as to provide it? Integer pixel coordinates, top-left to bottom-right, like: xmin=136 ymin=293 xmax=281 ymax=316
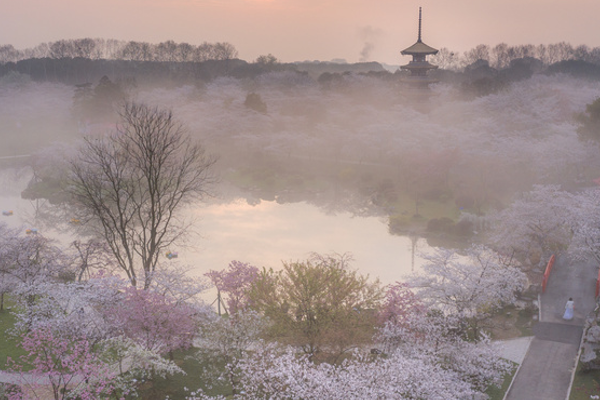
xmin=375 ymin=282 xmax=427 ymax=353
xmin=6 ymin=328 xmax=130 ymax=400
xmin=569 ymin=187 xmax=600 ymax=263
xmin=103 ymin=286 xmax=200 ymax=359
xmin=377 ymin=282 xmax=426 ymax=326
xmin=9 ymin=275 xmax=126 ymax=342
xmin=186 ymin=342 xmax=509 ymax=400
xmin=374 ymin=284 xmax=512 ymax=390
xmin=0 ymin=228 xmax=68 ymax=322
xmin=195 ymin=311 xmax=268 ymax=395
xmin=0 ymin=228 xmax=66 ymax=289
xmin=6 ymin=273 xmax=188 ymax=391
xmin=488 ymin=185 xmax=575 ymax=268
xmin=205 ymin=261 xmax=259 ymax=315
xmin=387 ymin=311 xmax=511 ymax=391
xmin=408 ymin=245 xmax=527 ymax=337
xmin=148 ymin=264 xmax=212 ymax=309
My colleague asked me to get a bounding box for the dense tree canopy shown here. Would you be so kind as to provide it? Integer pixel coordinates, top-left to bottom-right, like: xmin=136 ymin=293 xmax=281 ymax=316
xmin=577 ymin=97 xmax=600 ymax=142
xmin=247 ymin=253 xmax=383 ymax=362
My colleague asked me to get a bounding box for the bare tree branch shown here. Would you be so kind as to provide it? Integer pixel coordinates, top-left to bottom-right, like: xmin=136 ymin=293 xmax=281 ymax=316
xmin=69 ymin=102 xmax=217 ymax=288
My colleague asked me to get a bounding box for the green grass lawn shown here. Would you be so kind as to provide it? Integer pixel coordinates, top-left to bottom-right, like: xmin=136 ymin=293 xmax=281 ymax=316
xmin=0 ymin=307 xmax=27 ymax=369
xmin=487 ymin=363 xmax=518 ymax=400
xmin=569 ymin=363 xmax=600 ymax=399
xmin=135 ymin=349 xmax=231 ymax=399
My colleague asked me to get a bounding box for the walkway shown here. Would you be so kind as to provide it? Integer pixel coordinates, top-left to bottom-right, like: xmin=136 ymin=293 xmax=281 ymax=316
xmin=505 ymin=255 xmax=598 ymax=400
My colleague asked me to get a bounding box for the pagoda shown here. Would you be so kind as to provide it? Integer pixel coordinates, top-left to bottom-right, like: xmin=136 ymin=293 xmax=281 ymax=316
xmin=400 ymin=7 xmax=438 ymax=89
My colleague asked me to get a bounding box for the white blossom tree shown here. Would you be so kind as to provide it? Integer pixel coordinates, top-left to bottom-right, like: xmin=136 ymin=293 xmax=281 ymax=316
xmin=9 ymin=275 xmax=125 ymax=341
xmin=0 ymin=226 xmax=68 ymax=319
xmin=569 ymin=187 xmax=600 ymax=264
xmin=195 ymin=311 xmax=268 ymax=395
xmin=186 ymin=342 xmax=509 ymax=400
xmin=408 ymin=245 xmax=527 ymax=329
xmin=488 ymin=185 xmax=575 ymax=268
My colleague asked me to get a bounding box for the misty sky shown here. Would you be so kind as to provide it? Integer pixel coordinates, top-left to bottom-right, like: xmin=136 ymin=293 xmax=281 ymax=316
xmin=3 ymin=0 xmax=600 ymax=64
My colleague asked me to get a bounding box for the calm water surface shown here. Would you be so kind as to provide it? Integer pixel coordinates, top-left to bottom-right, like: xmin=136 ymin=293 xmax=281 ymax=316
xmin=0 ymin=168 xmax=429 ymax=286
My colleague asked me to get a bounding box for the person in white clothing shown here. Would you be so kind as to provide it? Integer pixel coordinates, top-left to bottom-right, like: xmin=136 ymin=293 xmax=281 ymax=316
xmin=563 ymin=297 xmax=574 ymax=321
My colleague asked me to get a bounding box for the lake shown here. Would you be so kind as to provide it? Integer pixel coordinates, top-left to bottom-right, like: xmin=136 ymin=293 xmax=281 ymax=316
xmin=0 ymin=167 xmax=430 ymax=289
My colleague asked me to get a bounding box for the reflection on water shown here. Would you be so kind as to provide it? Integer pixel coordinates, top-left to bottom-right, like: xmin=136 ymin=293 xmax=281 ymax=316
xmin=0 ymin=167 xmax=430 ymax=286
xmin=186 ymin=198 xmax=429 ymax=284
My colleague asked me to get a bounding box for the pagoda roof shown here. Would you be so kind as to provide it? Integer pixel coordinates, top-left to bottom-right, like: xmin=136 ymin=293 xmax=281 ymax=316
xmin=400 ymin=60 xmax=439 ymax=70
xmin=401 ymin=40 xmax=438 ymax=56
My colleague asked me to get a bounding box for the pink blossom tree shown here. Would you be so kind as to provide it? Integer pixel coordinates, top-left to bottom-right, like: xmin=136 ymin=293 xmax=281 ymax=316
xmin=205 ymin=261 xmax=259 ymax=315
xmin=377 ymin=282 xmax=425 ymax=327
xmin=375 ymin=282 xmax=427 ymax=353
xmin=104 ymin=286 xmax=200 ymax=359
xmin=7 ymin=328 xmax=129 ymax=400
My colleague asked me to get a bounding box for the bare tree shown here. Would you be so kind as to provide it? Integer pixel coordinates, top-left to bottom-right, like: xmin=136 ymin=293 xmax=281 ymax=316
xmin=491 ymin=43 xmax=510 ymax=69
xmin=49 ymin=39 xmax=74 ymax=59
xmin=213 ymin=42 xmax=239 ymax=60
xmin=176 ymin=42 xmax=195 ymax=62
xmin=0 ymin=44 xmax=20 ymax=64
xmin=72 ymin=38 xmax=97 ymax=59
xmin=120 ymin=41 xmax=154 ymax=61
xmin=69 ymin=102 xmax=217 ymax=288
xmin=193 ymin=42 xmax=214 ymax=62
xmin=156 ymin=40 xmax=178 ymax=62
xmin=463 ymin=44 xmax=490 ymax=66
xmin=429 ymin=47 xmax=461 ymax=71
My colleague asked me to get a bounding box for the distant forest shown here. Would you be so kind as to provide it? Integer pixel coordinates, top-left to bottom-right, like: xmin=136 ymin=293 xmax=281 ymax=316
xmin=1 ymin=38 xmax=600 ymax=95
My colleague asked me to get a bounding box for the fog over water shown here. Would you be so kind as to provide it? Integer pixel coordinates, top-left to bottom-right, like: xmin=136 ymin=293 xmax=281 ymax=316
xmin=1 ymin=70 xmax=600 ymax=286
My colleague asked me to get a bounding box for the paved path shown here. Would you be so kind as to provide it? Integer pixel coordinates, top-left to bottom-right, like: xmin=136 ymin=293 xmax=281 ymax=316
xmin=505 ymin=255 xmax=598 ymax=400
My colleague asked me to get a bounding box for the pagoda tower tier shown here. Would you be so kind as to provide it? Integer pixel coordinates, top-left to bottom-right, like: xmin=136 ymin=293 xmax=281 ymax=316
xmin=400 ymin=7 xmax=438 ymax=86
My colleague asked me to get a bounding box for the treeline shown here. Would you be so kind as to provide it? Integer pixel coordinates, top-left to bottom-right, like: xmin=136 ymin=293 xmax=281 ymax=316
xmin=0 ymin=58 xmax=258 ymax=86
xmin=0 ymin=39 xmax=247 ymax=86
xmin=2 ymin=38 xmax=600 ymax=71
xmin=432 ymin=42 xmax=600 ymax=71
xmin=0 ymin=38 xmax=238 ymax=64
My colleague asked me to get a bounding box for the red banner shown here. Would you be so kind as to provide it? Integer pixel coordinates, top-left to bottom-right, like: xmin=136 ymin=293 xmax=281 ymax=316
xmin=541 ymin=254 xmax=555 ymax=294
xmin=596 ymin=267 xmax=600 ymax=298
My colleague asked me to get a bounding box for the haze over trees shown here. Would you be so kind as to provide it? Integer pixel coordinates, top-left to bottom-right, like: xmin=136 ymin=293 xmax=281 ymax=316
xmin=3 ymin=34 xmax=600 ymax=398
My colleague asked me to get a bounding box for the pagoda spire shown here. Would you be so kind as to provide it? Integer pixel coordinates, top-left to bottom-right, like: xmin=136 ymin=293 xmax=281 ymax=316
xmin=418 ymin=7 xmax=422 ymax=43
